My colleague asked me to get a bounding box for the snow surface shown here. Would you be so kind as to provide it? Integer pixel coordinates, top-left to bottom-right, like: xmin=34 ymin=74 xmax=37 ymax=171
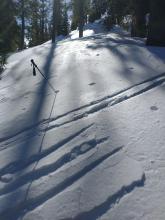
xmin=0 ymin=23 xmax=165 ymax=220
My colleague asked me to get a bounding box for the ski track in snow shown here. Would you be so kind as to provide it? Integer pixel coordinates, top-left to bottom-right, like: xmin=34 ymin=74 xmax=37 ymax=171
xmin=46 ymin=71 xmax=165 ymax=130
xmin=0 ymin=71 xmax=165 ymax=147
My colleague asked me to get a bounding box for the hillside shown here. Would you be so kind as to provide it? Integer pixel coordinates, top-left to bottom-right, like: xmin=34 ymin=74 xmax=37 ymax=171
xmin=0 ymin=24 xmax=165 ymax=220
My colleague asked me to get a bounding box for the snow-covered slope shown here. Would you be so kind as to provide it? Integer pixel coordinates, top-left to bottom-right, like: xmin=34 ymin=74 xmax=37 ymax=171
xmin=0 ymin=24 xmax=165 ymax=220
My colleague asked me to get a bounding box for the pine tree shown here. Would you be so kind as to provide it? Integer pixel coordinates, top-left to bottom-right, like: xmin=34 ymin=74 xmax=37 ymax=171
xmin=61 ymin=3 xmax=69 ymax=36
xmin=52 ymin=0 xmax=63 ymax=43
xmin=146 ymin=0 xmax=165 ymax=46
xmin=89 ymin=0 xmax=108 ymax=23
xmin=130 ymin=0 xmax=149 ymax=37
xmin=16 ymin=0 xmax=29 ymax=50
xmin=28 ymin=0 xmax=41 ymax=46
xmin=108 ymin=0 xmax=129 ymax=25
xmin=20 ymin=0 xmax=25 ymax=49
xmin=39 ymin=0 xmax=50 ymax=43
xmin=72 ymin=0 xmax=90 ymax=38
xmin=0 ymin=0 xmax=19 ymax=53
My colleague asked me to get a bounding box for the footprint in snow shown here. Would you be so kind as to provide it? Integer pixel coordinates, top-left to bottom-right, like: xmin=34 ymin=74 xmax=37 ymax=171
xmin=88 ymin=82 xmax=96 ymax=86
xmin=0 ymin=174 xmax=13 ymax=183
xmin=0 ymin=97 xmax=9 ymax=103
xmin=150 ymin=106 xmax=159 ymax=111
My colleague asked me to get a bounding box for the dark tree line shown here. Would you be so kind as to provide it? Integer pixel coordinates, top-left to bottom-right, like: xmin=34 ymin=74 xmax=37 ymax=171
xmin=0 ymin=0 xmax=19 ymax=53
xmin=88 ymin=0 xmax=165 ymax=46
xmin=0 ymin=0 xmax=165 ymax=55
xmin=147 ymin=0 xmax=165 ymax=46
xmin=0 ymin=0 xmax=69 ymax=53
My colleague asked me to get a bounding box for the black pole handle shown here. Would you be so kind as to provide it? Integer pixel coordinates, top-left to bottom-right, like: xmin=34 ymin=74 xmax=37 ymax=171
xmin=31 ymin=59 xmax=37 ymax=76
xmin=30 ymin=59 xmax=59 ymax=94
xmin=31 ymin=59 xmax=37 ymax=68
xmin=33 ymin=66 xmax=36 ymax=76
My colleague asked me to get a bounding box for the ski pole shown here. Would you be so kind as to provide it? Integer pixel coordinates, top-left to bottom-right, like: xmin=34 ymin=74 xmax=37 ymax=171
xmin=31 ymin=59 xmax=59 ymax=94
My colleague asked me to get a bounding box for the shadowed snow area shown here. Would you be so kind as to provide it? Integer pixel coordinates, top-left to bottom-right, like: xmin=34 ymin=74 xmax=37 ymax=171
xmin=0 ymin=22 xmax=165 ymax=220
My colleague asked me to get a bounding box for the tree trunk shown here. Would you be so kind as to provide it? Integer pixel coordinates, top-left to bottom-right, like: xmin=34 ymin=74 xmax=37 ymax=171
xmin=131 ymin=0 xmax=149 ymax=38
xmin=52 ymin=0 xmax=56 ymax=43
xmin=78 ymin=0 xmax=84 ymax=38
xmin=52 ymin=0 xmax=60 ymax=43
xmin=79 ymin=21 xmax=83 ymax=38
xmin=40 ymin=0 xmax=45 ymax=43
xmin=21 ymin=0 xmax=25 ymax=49
xmin=146 ymin=0 xmax=165 ymax=46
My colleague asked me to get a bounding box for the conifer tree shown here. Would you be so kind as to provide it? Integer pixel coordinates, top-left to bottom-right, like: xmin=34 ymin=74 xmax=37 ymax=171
xmin=61 ymin=3 xmax=69 ymax=36
xmin=130 ymin=0 xmax=149 ymax=37
xmin=16 ymin=0 xmax=30 ymax=49
xmin=20 ymin=0 xmax=25 ymax=49
xmin=89 ymin=0 xmax=108 ymax=22
xmin=72 ymin=0 xmax=90 ymax=38
xmin=52 ymin=0 xmax=63 ymax=43
xmin=147 ymin=0 xmax=165 ymax=46
xmin=40 ymin=0 xmax=47 ymax=43
xmin=0 ymin=0 xmax=19 ymax=53
xmin=28 ymin=0 xmax=41 ymax=46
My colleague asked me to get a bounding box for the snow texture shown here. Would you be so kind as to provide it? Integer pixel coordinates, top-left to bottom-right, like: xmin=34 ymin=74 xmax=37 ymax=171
xmin=0 ymin=23 xmax=165 ymax=220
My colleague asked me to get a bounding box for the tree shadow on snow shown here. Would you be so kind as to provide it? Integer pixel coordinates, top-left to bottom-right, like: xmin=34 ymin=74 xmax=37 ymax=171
xmin=0 ymin=43 xmax=57 ymax=219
